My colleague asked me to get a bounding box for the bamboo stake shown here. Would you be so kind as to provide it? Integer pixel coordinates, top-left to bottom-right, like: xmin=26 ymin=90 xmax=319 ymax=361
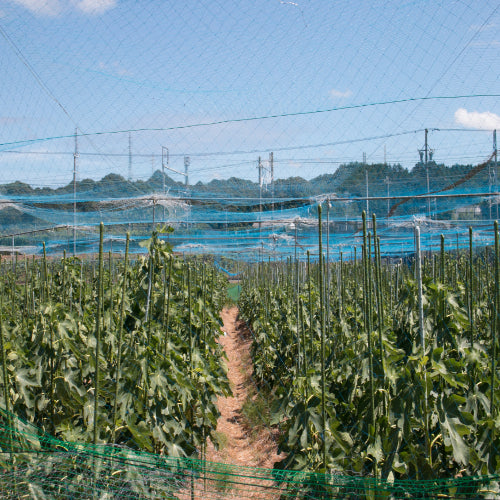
xmin=318 ymin=204 xmax=327 ymax=470
xmin=490 ymin=220 xmax=499 ymax=473
xmin=415 ymin=226 xmax=431 ymax=468
xmin=93 ymin=223 xmax=104 ymax=446
xmin=112 ymin=233 xmax=129 ymax=444
xmin=372 ymin=216 xmax=386 ymax=413
xmin=469 ymin=227 xmax=474 ymax=349
xmin=307 ymin=251 xmax=313 ymax=360
xmin=164 ymin=255 xmax=173 ymax=356
xmin=362 ymin=211 xmax=377 ymax=477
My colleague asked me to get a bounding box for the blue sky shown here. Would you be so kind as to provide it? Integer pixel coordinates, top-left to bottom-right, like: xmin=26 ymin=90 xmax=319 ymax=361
xmin=0 ymin=0 xmax=499 ymax=188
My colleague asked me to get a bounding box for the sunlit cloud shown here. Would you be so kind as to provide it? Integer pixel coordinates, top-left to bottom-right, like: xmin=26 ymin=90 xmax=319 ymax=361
xmin=8 ymin=0 xmax=116 ymax=16
xmin=73 ymin=0 xmax=116 ymax=15
xmin=330 ymin=88 xmax=352 ymax=99
xmin=9 ymin=0 xmax=62 ymax=16
xmin=98 ymin=61 xmax=130 ymax=77
xmin=470 ymin=23 xmax=496 ymax=32
xmin=454 ymin=108 xmax=500 ymax=130
xmin=0 ymin=116 xmax=24 ymax=125
xmin=470 ymin=38 xmax=500 ymax=48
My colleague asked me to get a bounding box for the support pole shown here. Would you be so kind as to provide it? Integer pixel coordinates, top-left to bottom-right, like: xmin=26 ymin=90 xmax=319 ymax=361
xmin=162 ymin=146 xmax=168 ymax=221
xmin=270 ymin=152 xmax=274 ymax=213
xmin=258 ymin=156 xmax=262 ymax=235
xmin=73 ymin=128 xmax=78 ymax=256
xmin=425 ymin=128 xmax=431 ymax=219
xmin=494 ymin=130 xmax=498 ymax=220
xmin=415 ymin=225 xmax=424 ymax=349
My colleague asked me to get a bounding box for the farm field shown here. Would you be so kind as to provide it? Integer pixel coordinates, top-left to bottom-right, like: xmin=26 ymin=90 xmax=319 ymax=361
xmin=2 ymin=1 xmax=500 ymax=497
xmin=0 ymin=226 xmax=230 ymax=458
xmin=0 ymin=216 xmax=499 ymax=498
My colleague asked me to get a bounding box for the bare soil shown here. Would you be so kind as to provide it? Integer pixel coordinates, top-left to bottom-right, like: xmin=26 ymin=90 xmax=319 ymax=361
xmin=176 ymin=306 xmax=286 ymax=499
xmin=205 ymin=306 xmax=285 ymax=468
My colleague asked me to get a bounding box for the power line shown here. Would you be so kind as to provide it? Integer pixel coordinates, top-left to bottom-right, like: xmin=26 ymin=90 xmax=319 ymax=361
xmin=1 ymin=95 xmax=499 ymax=149
xmin=0 ymin=24 xmax=78 ymax=127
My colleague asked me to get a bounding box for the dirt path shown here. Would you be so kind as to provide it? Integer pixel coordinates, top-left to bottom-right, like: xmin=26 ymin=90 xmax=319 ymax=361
xmin=205 ymin=306 xmax=285 ymax=468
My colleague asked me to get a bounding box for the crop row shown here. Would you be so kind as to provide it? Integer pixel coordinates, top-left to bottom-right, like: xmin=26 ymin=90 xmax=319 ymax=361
xmin=239 ymin=212 xmax=500 ymax=490
xmin=0 ymin=226 xmax=230 ymax=463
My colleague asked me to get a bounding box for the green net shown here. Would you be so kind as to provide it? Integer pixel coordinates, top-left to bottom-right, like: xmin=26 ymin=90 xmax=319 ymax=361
xmin=0 ymin=407 xmax=497 ymax=499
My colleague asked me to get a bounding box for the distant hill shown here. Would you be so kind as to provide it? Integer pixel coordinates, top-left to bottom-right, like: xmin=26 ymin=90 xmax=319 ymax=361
xmin=0 ymin=159 xmax=494 ymax=234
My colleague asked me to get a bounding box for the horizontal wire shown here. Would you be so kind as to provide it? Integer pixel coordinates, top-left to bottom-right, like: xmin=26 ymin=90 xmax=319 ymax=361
xmin=1 ymin=95 xmax=499 ymax=149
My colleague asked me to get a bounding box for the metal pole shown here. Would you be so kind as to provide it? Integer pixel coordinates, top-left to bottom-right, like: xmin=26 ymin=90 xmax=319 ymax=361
xmin=415 ymin=225 xmax=425 ymax=350
xmin=270 ymin=152 xmax=274 ymax=214
xmin=365 ymin=167 xmax=369 ymax=218
xmin=162 ymin=146 xmax=168 ymax=221
xmin=128 ymin=132 xmax=132 ymax=181
xmin=161 ymin=147 xmax=168 ymax=195
xmin=258 ymin=156 xmax=262 ymax=236
xmin=425 ymin=128 xmax=431 ymax=219
xmin=385 ymin=175 xmax=390 ymax=217
xmin=489 ymin=155 xmax=493 ymax=220
xmin=184 ymin=156 xmax=190 ymax=229
xmin=184 ymin=156 xmax=190 ymax=187
xmin=494 ymin=130 xmax=498 ymax=220
xmin=73 ymin=128 xmax=78 ymax=256
xmin=294 ymin=221 xmax=297 ymax=261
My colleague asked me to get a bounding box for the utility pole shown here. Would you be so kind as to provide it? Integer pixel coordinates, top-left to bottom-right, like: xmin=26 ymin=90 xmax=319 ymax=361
xmin=161 ymin=147 xmax=168 ymax=222
xmin=258 ymin=156 xmax=262 ymax=234
xmin=184 ymin=156 xmax=190 ymax=229
xmin=128 ymin=132 xmax=132 ymax=181
xmin=424 ymin=128 xmax=428 ymax=165
xmin=425 ymin=128 xmax=431 ymax=219
xmin=384 ymin=175 xmax=390 ymax=217
xmin=269 ymin=152 xmax=274 ymax=213
xmin=489 ymin=140 xmax=493 ymax=220
xmin=365 ymin=166 xmax=369 ymax=217
xmin=363 ymin=152 xmax=369 ymax=221
xmin=384 ymin=144 xmax=387 ymax=166
xmin=419 ymin=129 xmax=431 ymax=219
xmin=73 ymin=128 xmax=79 ymax=256
xmin=184 ymin=156 xmax=190 ymax=188
xmin=161 ymin=147 xmax=168 ymax=195
xmin=494 ymin=130 xmax=498 ymax=219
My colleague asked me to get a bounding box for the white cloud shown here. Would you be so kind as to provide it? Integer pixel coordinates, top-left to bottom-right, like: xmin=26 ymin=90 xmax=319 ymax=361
xmin=454 ymin=108 xmax=500 ymax=130
xmin=98 ymin=61 xmax=130 ymax=76
xmin=9 ymin=0 xmax=62 ymax=16
xmin=470 ymin=40 xmax=500 ymax=48
xmin=330 ymin=88 xmax=352 ymax=99
xmin=0 ymin=116 xmax=24 ymax=125
xmin=8 ymin=0 xmax=116 ymax=16
xmin=73 ymin=0 xmax=116 ymax=15
xmin=470 ymin=23 xmax=496 ymax=32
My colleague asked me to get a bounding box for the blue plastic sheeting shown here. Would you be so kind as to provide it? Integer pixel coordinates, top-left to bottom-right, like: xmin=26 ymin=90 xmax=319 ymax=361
xmin=15 ymin=217 xmax=494 ymax=262
xmin=0 ymin=178 xmax=497 ymax=260
xmin=213 ymin=260 xmax=240 ymax=277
